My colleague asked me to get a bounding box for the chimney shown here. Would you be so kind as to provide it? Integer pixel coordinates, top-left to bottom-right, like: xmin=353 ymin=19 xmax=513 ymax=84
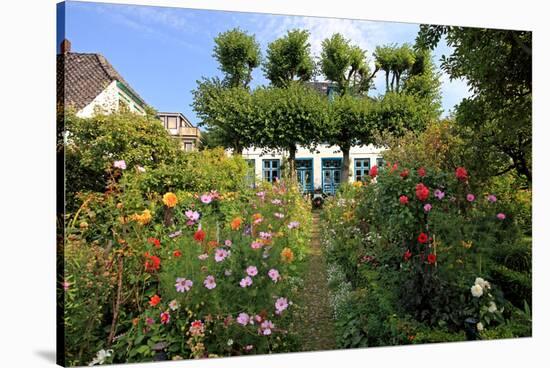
xmin=60 ymin=38 xmax=71 ymax=54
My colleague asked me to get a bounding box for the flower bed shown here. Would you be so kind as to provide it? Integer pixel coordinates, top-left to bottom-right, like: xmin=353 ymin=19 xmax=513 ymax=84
xmin=321 ymin=164 xmax=531 ymax=348
xmin=62 ymin=162 xmax=311 ymax=365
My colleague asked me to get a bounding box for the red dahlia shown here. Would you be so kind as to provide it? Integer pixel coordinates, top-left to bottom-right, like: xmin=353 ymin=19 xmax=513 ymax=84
xmin=399 ymin=195 xmax=409 ymax=205
xmin=455 ymin=167 xmax=468 ymax=182
xmin=369 ymin=165 xmax=378 ymax=177
xmin=194 ymin=229 xmax=206 ymax=242
xmin=417 ymin=167 xmax=426 ymax=177
xmin=427 ymin=253 xmax=437 ymax=264
xmin=417 ymin=232 xmax=429 ymax=244
xmin=415 ymin=183 xmax=430 ymax=202
xmin=403 ymin=249 xmax=412 ymax=261
xmin=400 ymin=169 xmax=409 ymax=179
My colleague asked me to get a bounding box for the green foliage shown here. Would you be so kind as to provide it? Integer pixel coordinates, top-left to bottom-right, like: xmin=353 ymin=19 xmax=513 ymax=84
xmin=374 ymin=43 xmax=416 ymax=93
xmin=489 ymin=265 xmax=532 ymax=308
xmin=320 ymin=33 xmax=374 ymax=96
xmin=373 ymin=91 xmax=434 ymax=135
xmin=416 ymin=26 xmax=532 ymax=182
xmin=263 ymin=29 xmax=315 ymax=87
xmin=64 ymin=110 xmax=181 ymax=211
xmin=213 ymin=28 xmax=261 ymax=88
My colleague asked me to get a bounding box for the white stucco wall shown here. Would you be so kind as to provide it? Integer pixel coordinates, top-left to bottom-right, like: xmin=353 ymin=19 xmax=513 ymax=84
xmin=76 ymin=81 xmax=145 ymax=118
xmin=241 ymin=144 xmax=385 ymax=189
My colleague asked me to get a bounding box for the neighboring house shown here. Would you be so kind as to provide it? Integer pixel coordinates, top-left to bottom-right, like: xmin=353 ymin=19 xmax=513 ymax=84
xmin=241 ymin=81 xmax=384 ymax=195
xmin=157 ymin=112 xmax=201 ymax=151
xmin=57 ymin=39 xmax=201 ymax=150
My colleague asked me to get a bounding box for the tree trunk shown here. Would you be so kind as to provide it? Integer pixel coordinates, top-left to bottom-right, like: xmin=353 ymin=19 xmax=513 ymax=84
xmin=385 ymin=71 xmax=390 ymax=92
xmin=288 ymin=145 xmax=297 ymax=181
xmin=234 ymin=145 xmax=243 ymax=155
xmin=390 ymin=72 xmax=396 ymax=92
xmin=341 ymin=145 xmax=351 ymax=184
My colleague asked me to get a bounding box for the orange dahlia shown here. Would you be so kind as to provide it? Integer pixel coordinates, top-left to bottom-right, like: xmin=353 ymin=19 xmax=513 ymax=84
xmin=280 ymin=247 xmax=295 ymax=263
xmin=230 ymin=217 xmax=243 ymax=230
xmin=162 ymin=192 xmax=178 ymax=208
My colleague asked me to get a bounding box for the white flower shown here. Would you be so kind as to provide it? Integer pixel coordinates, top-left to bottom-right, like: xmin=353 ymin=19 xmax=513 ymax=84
xmin=475 ymin=277 xmax=491 ymax=290
xmin=471 ymin=284 xmax=484 ymax=298
xmin=488 ymin=301 xmax=497 ymax=313
xmin=89 ymin=349 xmax=113 ymax=366
xmin=477 ymin=322 xmax=484 ymax=331
xmin=227 ymin=339 xmax=234 ymax=346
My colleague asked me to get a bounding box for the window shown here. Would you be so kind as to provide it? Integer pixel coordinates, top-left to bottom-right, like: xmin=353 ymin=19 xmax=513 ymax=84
xmin=376 ymin=157 xmax=384 ymax=168
xmin=167 ymin=116 xmax=178 ymax=129
xmin=245 ymin=159 xmax=256 ymax=187
xmin=184 ymin=142 xmax=193 ymax=151
xmin=354 ymin=158 xmax=371 ymax=182
xmin=262 ymin=159 xmax=280 ymax=183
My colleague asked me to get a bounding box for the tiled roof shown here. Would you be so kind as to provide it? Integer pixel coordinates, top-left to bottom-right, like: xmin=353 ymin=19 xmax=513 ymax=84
xmin=57 ymin=52 xmax=146 ymax=111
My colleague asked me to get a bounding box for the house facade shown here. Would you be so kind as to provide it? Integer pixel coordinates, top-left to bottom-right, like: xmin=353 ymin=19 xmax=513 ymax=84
xmin=57 ymin=39 xmax=201 ymax=150
xmin=242 ymin=144 xmax=384 ymax=195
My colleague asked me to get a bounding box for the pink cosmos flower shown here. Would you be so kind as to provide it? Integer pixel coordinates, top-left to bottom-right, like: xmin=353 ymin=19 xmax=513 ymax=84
xmin=271 ymin=199 xmax=282 ymax=205
xmin=467 ymin=194 xmax=476 ymax=202
xmin=236 ymin=312 xmax=250 ymax=326
xmin=268 ymin=268 xmax=280 ymax=282
xmin=287 ymin=221 xmax=300 ymax=229
xmin=204 ymin=275 xmax=216 ymax=290
xmin=424 ymin=203 xmax=432 ymax=212
xmin=256 ymin=191 xmax=266 ymax=200
xmin=200 ymin=193 xmax=213 ymax=204
xmin=198 ymin=253 xmax=209 ymax=261
xmin=145 ymin=317 xmax=155 ymax=326
xmin=434 ymin=189 xmax=445 ymax=200
xmin=275 ymin=297 xmax=289 ymax=314
xmin=246 ymin=266 xmax=258 ymax=277
xmin=113 ymin=160 xmax=126 ymax=170
xmin=251 ymin=241 xmax=262 ymax=249
xmin=260 ymin=320 xmax=274 ymax=335
xmin=259 ymin=231 xmax=272 ymax=240
xmin=487 ymin=194 xmax=497 ymax=203
xmin=185 ymin=210 xmax=200 ymax=223
xmin=497 ymin=213 xmax=506 ymax=220
xmin=215 ymin=248 xmax=228 ymax=262
xmin=239 ymin=276 xmax=253 ymax=288
xmin=224 ymin=239 xmax=233 ymax=247
xmin=175 ymin=277 xmax=193 ymax=293
xmin=274 ymin=212 xmax=285 ymax=219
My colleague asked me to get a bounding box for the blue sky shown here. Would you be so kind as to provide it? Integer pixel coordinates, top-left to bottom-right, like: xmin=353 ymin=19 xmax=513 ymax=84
xmin=59 ymin=1 xmax=471 ymax=125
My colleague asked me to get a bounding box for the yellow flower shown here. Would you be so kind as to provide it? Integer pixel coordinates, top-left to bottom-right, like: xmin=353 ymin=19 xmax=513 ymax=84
xmin=352 ymin=181 xmax=363 ymax=188
xmin=281 ymin=247 xmax=295 ymax=263
xmin=163 ymin=192 xmax=178 ymax=208
xmin=130 ymin=209 xmax=152 ymax=225
xmin=343 ymin=211 xmax=354 ymax=221
xmin=462 ymin=240 xmax=473 ymax=249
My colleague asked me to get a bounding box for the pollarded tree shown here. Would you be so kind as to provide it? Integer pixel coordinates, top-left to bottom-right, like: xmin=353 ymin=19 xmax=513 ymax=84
xmin=263 ymin=29 xmax=315 ymax=87
xmin=374 ymin=43 xmax=416 ymax=93
xmin=192 ymin=77 xmax=258 ymax=154
xmin=326 ymin=95 xmax=377 ymax=182
xmin=320 ymin=33 xmax=377 ymax=96
xmin=253 ymin=82 xmax=329 ymax=176
xmin=213 ymin=28 xmax=261 ymax=88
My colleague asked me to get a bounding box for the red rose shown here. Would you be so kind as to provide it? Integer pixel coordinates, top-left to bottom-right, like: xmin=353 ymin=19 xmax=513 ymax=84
xmin=194 ymin=229 xmax=206 ymax=242
xmin=403 ymin=249 xmax=412 ymax=261
xmin=415 ymin=183 xmax=430 ymax=202
xmin=148 ymin=237 xmax=161 ymax=248
xmin=144 ymin=252 xmax=161 ymax=272
xmin=173 ymin=250 xmax=182 ymax=257
xmin=427 ymin=253 xmax=437 ymax=264
xmin=417 ymin=232 xmax=429 ymax=244
xmin=417 ymin=167 xmax=426 ymax=177
xmin=369 ymin=165 xmax=378 ymax=177
xmin=399 ymin=195 xmax=409 ymax=205
xmin=455 ymin=167 xmax=468 ymax=182
xmin=400 ymin=169 xmax=409 ymax=179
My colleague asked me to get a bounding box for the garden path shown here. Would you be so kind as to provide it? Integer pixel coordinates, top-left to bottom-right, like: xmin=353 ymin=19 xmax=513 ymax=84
xmin=296 ymin=210 xmax=337 ymax=351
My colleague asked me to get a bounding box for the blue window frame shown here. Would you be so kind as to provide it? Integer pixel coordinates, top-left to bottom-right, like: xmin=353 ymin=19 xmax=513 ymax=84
xmin=354 ymin=158 xmax=371 ymax=182
xmin=245 ymin=159 xmax=256 ymax=187
xmin=262 ymin=159 xmax=280 ymax=183
xmin=376 ymin=157 xmax=384 ymax=168
xmin=295 ymin=158 xmax=314 ymax=193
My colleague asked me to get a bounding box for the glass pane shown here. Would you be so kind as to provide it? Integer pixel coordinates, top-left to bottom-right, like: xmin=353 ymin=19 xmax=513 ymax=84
xmin=334 ymin=170 xmax=340 ymax=183
xmin=272 ymin=160 xmax=278 ymax=168
xmin=264 ymin=161 xmax=270 ymax=168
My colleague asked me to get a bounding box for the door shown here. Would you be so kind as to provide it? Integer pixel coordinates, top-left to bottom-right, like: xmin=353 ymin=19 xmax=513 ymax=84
xmin=295 ymin=159 xmax=313 ymax=193
xmin=322 ymin=158 xmax=342 ymax=195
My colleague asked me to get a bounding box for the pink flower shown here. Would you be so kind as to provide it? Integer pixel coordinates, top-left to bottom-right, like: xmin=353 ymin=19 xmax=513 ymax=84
xmin=204 ymin=275 xmax=216 ymax=290
xmin=287 ymin=221 xmax=300 ymax=229
xmin=251 ymin=241 xmax=262 ymax=249
xmin=198 ymin=253 xmax=209 ymax=261
xmin=260 ymin=320 xmax=274 ymax=335
xmin=189 ymin=320 xmax=204 ymax=336
xmin=113 ymin=160 xmax=126 ymax=170
xmin=268 ymin=268 xmax=280 ymax=282
xmin=467 ymin=194 xmax=475 ymax=202
xmin=215 ymin=248 xmax=228 ymax=262
xmin=424 ymin=203 xmax=432 ymax=212
xmin=256 ymin=191 xmax=266 ymax=199
xmin=145 ymin=317 xmax=155 ymax=326
xmin=399 ymin=195 xmax=409 ymax=205
xmin=175 ymin=278 xmax=193 ymax=293
xmin=246 ymin=266 xmax=258 ymax=277
xmin=62 ymin=280 xmax=70 ymax=291
xmin=236 ymin=312 xmax=250 ymax=326
xmin=224 ymin=239 xmax=233 ymax=247
xmin=239 ymin=276 xmax=253 ymax=288
xmin=200 ymin=193 xmax=213 ymax=204
xmin=487 ymin=194 xmax=497 ymax=203
xmin=275 ymin=297 xmax=289 ymax=314
xmin=497 ymin=213 xmax=506 ymax=220
xmin=271 ymin=199 xmax=282 ymax=205
xmin=245 ymin=345 xmax=254 ymax=351
xmin=160 ymin=311 xmax=170 ymax=325
xmin=185 ymin=210 xmax=200 ymax=222
xmin=259 ymin=231 xmax=272 ymax=240
xmin=434 ymin=189 xmax=445 ymax=200
xmin=274 ymin=212 xmax=285 ymax=219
